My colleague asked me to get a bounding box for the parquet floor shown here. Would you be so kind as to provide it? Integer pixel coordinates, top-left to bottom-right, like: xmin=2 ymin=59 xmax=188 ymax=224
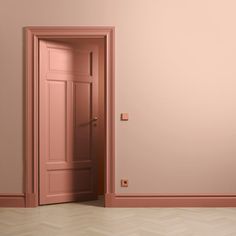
xmin=1 ymin=198 xmax=236 ymax=236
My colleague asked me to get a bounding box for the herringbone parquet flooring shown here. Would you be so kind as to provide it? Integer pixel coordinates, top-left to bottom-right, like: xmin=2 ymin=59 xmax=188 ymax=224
xmin=1 ymin=198 xmax=236 ymax=236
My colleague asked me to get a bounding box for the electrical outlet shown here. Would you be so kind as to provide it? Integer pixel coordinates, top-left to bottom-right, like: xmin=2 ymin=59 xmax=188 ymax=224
xmin=121 ymin=179 xmax=129 ymax=187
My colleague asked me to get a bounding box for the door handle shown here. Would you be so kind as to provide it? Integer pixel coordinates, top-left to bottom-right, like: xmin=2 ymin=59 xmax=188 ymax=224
xmin=91 ymin=116 xmax=98 ymax=122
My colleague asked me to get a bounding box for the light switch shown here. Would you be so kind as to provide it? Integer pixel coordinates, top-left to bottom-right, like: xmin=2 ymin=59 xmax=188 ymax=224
xmin=121 ymin=113 xmax=129 ymax=121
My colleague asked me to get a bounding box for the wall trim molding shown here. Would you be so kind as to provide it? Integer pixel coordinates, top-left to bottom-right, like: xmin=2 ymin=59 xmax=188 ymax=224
xmin=105 ymin=193 xmax=236 ymax=207
xmin=0 ymin=194 xmax=25 ymax=207
xmin=1 ymin=193 xmax=235 ymax=208
xmin=25 ymin=26 xmax=115 ymax=207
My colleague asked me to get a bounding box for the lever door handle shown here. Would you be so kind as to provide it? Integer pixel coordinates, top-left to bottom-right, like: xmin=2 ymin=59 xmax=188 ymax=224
xmin=91 ymin=116 xmax=98 ymax=122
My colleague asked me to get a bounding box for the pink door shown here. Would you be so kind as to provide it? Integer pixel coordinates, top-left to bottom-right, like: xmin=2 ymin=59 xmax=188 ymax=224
xmin=39 ymin=40 xmax=99 ymax=205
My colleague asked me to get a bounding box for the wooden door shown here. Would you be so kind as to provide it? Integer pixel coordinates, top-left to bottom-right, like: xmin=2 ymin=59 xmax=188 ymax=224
xmin=39 ymin=40 xmax=99 ymax=205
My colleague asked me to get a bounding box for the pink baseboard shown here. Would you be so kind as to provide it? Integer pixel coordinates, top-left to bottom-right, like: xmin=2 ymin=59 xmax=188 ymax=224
xmin=0 ymin=194 xmax=25 ymax=207
xmin=25 ymin=193 xmax=37 ymax=207
xmin=105 ymin=194 xmax=236 ymax=207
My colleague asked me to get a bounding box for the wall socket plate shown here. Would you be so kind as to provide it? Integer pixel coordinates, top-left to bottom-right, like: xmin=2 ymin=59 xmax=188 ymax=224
xmin=121 ymin=179 xmax=129 ymax=187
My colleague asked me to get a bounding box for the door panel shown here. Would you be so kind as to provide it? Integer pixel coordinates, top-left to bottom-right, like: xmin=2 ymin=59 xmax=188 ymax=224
xmin=48 ymin=169 xmax=92 ymax=193
xmin=74 ymin=82 xmax=92 ymax=161
xmin=47 ymin=81 xmax=67 ymax=161
xmin=39 ymin=40 xmax=98 ymax=205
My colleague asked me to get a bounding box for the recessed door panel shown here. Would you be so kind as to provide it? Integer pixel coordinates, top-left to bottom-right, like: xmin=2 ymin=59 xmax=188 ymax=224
xmin=48 ymin=168 xmax=92 ymax=194
xmin=74 ymin=82 xmax=92 ymax=161
xmin=47 ymin=81 xmax=67 ymax=162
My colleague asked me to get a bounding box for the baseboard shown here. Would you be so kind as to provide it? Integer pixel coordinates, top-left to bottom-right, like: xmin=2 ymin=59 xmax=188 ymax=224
xmin=25 ymin=193 xmax=37 ymax=207
xmin=105 ymin=193 xmax=236 ymax=207
xmin=2 ymin=193 xmax=235 ymax=207
xmin=0 ymin=194 xmax=25 ymax=207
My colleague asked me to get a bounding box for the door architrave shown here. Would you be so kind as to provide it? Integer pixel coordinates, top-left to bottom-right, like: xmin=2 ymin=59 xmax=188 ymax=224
xmin=25 ymin=26 xmax=115 ymax=207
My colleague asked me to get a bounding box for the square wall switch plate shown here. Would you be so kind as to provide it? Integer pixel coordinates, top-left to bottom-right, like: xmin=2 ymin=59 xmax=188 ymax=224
xmin=121 ymin=113 xmax=129 ymax=121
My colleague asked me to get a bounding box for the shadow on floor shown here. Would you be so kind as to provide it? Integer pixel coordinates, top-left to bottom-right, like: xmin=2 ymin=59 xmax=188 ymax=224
xmin=75 ymin=195 xmax=104 ymax=208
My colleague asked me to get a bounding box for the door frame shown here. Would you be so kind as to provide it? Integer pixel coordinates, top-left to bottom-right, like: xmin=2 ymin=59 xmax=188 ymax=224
xmin=25 ymin=26 xmax=115 ymax=207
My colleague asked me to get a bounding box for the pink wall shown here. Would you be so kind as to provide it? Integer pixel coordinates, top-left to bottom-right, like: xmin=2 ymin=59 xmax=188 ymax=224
xmin=1 ymin=0 xmax=236 ymax=195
